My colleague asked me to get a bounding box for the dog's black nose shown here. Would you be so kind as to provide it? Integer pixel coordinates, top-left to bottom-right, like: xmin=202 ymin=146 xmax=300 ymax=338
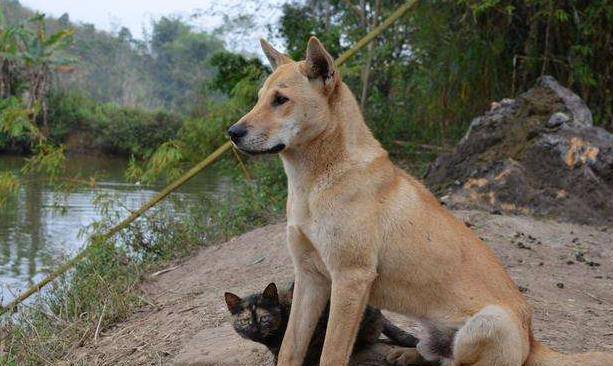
xmin=228 ymin=124 xmax=248 ymax=143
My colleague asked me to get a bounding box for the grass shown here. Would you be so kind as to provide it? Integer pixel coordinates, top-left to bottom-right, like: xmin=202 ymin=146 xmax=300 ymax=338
xmin=0 ymin=157 xmax=286 ymax=365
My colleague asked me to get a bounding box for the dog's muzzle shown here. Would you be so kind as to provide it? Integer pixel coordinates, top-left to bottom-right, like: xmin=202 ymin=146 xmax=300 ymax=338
xmin=236 ymin=143 xmax=286 ymax=155
xmin=227 ymin=124 xmax=248 ymax=144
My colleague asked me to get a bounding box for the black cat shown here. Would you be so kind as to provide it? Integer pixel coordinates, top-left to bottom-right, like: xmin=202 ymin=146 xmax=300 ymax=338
xmin=224 ymin=282 xmax=419 ymax=365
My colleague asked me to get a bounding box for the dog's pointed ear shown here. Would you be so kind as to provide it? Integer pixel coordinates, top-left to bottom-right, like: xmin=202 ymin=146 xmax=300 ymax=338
xmin=260 ymin=39 xmax=291 ymax=70
xmin=262 ymin=282 xmax=279 ymax=303
xmin=224 ymin=292 xmax=242 ymax=314
xmin=304 ymin=36 xmax=339 ymax=94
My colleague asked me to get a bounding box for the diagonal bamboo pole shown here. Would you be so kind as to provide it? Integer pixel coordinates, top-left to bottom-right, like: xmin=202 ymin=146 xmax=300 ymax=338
xmin=0 ymin=0 xmax=418 ymax=316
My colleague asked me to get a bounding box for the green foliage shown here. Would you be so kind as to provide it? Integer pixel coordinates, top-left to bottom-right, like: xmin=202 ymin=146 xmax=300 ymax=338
xmin=21 ymin=142 xmax=65 ymax=177
xmin=130 ymin=52 xmax=267 ymax=184
xmin=278 ymin=3 xmax=344 ymax=60
xmin=0 ymin=97 xmax=32 ymax=145
xmin=43 ymin=90 xmax=184 ymax=157
xmin=92 ymin=105 xmax=183 ymax=157
xmin=149 ymin=16 xmax=225 ymax=110
xmin=208 ymin=158 xmax=286 ymax=237
xmin=19 ymin=13 xmax=74 ymax=71
xmin=208 ymin=51 xmax=268 ymax=96
xmin=278 ymin=0 xmax=613 ymax=150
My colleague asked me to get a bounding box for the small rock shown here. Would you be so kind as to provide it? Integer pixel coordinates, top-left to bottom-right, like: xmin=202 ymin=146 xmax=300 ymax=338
xmin=566 ymin=260 xmax=574 ymax=265
xmin=547 ymin=112 xmax=570 ymax=128
xmin=556 ymin=282 xmax=565 ymax=289
xmin=516 ymin=242 xmax=532 ymax=250
xmin=518 ymin=286 xmax=529 ymax=293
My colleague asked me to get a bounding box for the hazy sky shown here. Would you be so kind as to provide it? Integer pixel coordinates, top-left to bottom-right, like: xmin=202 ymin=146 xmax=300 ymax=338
xmin=19 ymin=0 xmax=285 ymax=54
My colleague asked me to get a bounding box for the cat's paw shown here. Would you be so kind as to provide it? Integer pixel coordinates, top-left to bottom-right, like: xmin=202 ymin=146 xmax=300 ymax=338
xmin=385 ymin=347 xmax=439 ymax=366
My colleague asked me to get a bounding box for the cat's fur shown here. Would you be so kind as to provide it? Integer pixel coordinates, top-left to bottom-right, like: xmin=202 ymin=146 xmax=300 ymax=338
xmin=224 ymin=282 xmax=420 ymax=365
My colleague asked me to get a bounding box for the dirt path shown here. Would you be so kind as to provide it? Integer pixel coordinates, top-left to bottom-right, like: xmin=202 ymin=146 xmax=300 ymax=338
xmin=68 ymin=210 xmax=613 ymax=365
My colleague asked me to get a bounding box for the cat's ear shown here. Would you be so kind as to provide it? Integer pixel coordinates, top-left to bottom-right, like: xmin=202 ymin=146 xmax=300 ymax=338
xmin=263 ymin=282 xmax=279 ymax=303
xmin=288 ymin=282 xmax=295 ymax=298
xmin=224 ymin=292 xmax=242 ymax=314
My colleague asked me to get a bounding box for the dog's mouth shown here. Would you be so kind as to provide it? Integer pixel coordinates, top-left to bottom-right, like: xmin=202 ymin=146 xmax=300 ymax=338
xmin=237 ymin=143 xmax=286 ymax=155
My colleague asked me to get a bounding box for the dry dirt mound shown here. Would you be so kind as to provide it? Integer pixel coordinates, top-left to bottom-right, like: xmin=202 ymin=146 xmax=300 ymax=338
xmin=426 ymin=76 xmax=613 ymax=225
xmin=66 ymin=211 xmax=613 ymax=365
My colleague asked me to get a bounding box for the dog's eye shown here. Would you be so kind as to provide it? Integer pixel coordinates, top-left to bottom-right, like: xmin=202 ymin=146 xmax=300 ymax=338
xmin=272 ymin=94 xmax=289 ymax=106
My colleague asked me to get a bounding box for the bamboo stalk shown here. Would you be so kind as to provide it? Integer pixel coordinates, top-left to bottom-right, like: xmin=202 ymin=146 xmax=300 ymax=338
xmin=335 ymin=0 xmax=417 ymax=67
xmin=232 ymin=146 xmax=252 ymax=181
xmin=0 ymin=0 xmax=418 ymax=316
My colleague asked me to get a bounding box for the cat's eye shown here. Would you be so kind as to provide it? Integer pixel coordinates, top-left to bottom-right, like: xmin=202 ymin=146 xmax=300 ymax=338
xmin=272 ymin=94 xmax=289 ymax=106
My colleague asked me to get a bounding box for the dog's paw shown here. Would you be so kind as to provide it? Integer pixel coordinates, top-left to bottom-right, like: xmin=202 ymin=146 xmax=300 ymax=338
xmin=385 ymin=347 xmax=421 ymax=366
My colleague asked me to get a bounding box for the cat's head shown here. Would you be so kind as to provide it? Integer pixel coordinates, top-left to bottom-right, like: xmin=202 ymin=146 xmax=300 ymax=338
xmin=224 ymin=282 xmax=286 ymax=342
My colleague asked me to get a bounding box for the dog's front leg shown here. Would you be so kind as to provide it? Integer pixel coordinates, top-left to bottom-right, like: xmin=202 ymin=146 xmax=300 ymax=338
xmin=277 ymin=227 xmax=330 ymax=365
xmin=320 ymin=269 xmax=376 ymax=366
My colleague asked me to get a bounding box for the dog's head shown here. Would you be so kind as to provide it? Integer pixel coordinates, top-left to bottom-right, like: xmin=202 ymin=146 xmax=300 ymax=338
xmin=227 ymin=37 xmax=340 ymax=154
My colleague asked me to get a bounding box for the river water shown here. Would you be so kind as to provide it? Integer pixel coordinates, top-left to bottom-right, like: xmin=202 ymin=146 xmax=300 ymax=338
xmin=0 ymin=155 xmax=229 ymax=306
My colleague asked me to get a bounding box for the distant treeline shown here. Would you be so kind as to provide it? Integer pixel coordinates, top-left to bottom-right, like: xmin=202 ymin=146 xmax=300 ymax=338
xmin=1 ymin=0 xmax=226 ymax=111
xmin=0 ymin=0 xmax=262 ymax=158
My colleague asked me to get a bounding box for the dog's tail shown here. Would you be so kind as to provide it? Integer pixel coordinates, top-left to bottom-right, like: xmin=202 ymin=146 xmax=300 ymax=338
xmin=524 ymin=341 xmax=613 ymax=366
xmin=381 ymin=317 xmax=419 ymax=348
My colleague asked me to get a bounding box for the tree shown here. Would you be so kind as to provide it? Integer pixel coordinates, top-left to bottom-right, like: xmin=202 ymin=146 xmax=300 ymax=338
xmin=0 ymin=9 xmax=26 ymax=98
xmin=149 ymin=16 xmax=224 ymax=110
xmin=118 ymin=26 xmax=132 ymax=43
xmin=20 ymin=13 xmax=74 ymax=136
xmin=58 ymin=12 xmax=69 ymax=27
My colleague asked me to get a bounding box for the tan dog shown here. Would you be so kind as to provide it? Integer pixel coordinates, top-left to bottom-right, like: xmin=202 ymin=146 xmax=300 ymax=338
xmin=227 ymin=37 xmax=613 ymax=366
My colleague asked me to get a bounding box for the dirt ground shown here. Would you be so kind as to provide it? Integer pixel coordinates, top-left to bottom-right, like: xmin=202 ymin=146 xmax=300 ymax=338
xmin=67 ymin=210 xmax=613 ymax=365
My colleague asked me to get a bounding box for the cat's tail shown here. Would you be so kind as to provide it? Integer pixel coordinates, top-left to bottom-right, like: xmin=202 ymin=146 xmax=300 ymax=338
xmin=381 ymin=317 xmax=419 ymax=348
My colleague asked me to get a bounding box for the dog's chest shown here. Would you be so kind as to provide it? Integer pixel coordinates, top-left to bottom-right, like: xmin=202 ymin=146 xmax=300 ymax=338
xmin=286 ymin=194 xmax=311 ymax=228
xmin=287 ymin=192 xmax=328 ymax=245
